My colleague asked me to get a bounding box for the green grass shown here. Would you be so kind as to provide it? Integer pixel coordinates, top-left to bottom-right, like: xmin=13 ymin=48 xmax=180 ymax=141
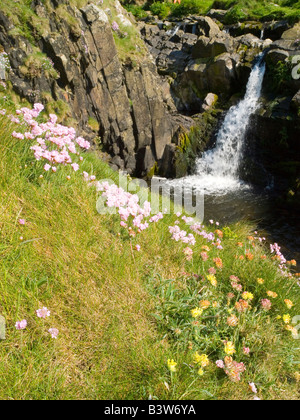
xmin=130 ymin=0 xmax=300 ymax=23
xmin=0 ymin=90 xmax=299 ymax=399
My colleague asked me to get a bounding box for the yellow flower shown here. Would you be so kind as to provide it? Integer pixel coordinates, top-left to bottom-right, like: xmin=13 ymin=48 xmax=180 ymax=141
xmin=257 ymin=278 xmax=264 ymax=285
xmin=283 ymin=314 xmax=291 ymax=324
xmin=198 ymin=368 xmax=204 ymax=376
xmin=242 ymin=292 xmax=254 ymax=301
xmin=284 ymin=299 xmax=294 ymax=309
xmin=212 ymin=301 xmax=218 ymax=308
xmin=276 ymin=315 xmax=282 ymax=320
xmin=267 ymin=291 xmax=278 ymax=299
xmin=224 ymin=341 xmax=236 ymax=355
xmin=167 ymin=359 xmax=177 ymax=372
xmin=193 ymin=352 xmax=209 ymax=367
xmin=191 ymin=308 xmax=203 ymax=318
xmin=207 ymin=274 xmax=217 ymax=287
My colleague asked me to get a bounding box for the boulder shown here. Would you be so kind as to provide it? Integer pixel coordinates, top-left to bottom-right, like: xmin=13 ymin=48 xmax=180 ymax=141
xmin=193 ymin=16 xmax=221 ymax=38
xmin=207 ymin=53 xmax=237 ymax=94
xmin=281 ymin=23 xmax=300 ymax=40
xmin=192 ymin=34 xmax=233 ymax=59
xmin=202 ymin=93 xmax=218 ymax=111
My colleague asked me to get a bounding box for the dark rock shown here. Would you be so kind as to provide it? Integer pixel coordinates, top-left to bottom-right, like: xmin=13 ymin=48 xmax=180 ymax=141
xmin=264 ymin=21 xmax=290 ymax=41
xmin=292 ymin=90 xmax=300 ymax=112
xmin=160 ymin=144 xmax=177 ymax=178
xmin=266 ymin=49 xmax=289 ymax=66
xmin=207 ymin=9 xmax=227 ymax=22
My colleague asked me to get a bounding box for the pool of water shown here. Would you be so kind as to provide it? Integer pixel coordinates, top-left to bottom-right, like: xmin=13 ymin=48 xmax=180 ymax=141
xmin=161 ymin=177 xmax=300 ymax=264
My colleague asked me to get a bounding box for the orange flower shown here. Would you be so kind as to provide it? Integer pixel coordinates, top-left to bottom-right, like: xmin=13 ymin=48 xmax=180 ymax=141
xmin=237 ymin=242 xmax=243 ymax=247
xmin=267 ymin=291 xmax=278 ymax=299
xmin=245 ymin=252 xmax=254 ymax=261
xmin=200 ymin=300 xmax=211 ymax=310
xmin=215 ymin=229 xmax=223 ymax=239
xmin=213 ymin=258 xmax=223 ymax=269
xmin=239 ymin=255 xmax=244 ymax=261
xmin=235 ymin=299 xmax=249 ymax=313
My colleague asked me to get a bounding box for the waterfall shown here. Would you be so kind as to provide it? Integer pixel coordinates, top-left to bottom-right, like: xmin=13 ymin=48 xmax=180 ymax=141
xmin=192 ymin=55 xmax=266 ymax=192
xmin=166 ymin=23 xmax=181 ymax=37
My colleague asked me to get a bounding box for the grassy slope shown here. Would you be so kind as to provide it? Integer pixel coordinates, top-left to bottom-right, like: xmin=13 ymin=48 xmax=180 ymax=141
xmin=0 ymin=99 xmax=299 ymax=399
xmin=0 ymin=0 xmax=299 ymax=401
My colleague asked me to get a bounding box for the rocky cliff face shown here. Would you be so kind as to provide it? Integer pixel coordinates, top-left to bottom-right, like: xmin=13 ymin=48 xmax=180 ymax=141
xmin=0 ymin=0 xmax=187 ymax=176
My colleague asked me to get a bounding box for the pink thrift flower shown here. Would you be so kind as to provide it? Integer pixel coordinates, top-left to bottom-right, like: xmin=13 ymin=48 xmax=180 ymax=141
xmin=135 ymin=245 xmax=141 ymax=252
xmin=44 ymin=164 xmax=51 ymax=172
xmin=15 ymin=320 xmax=27 ymax=330
xmin=216 ymin=360 xmax=225 ymax=369
xmin=36 ymin=307 xmax=50 ymax=319
xmin=249 ymin=382 xmax=258 ymax=394
xmin=243 ymin=347 xmax=250 ymax=355
xmin=19 ymin=219 xmax=26 ymax=225
xmin=200 ymin=252 xmax=208 ymax=261
xmin=48 ymin=328 xmax=59 ymax=339
xmin=71 ymin=163 xmax=79 ymax=172
xmin=261 ymin=299 xmax=272 ymax=311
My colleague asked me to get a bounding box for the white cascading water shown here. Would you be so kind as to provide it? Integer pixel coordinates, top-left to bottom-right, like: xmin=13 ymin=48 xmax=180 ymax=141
xmin=189 ymin=55 xmax=266 ymax=193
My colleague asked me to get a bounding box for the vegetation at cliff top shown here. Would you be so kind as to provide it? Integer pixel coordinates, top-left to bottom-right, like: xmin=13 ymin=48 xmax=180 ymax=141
xmin=0 ymin=79 xmax=299 ymax=400
xmin=0 ymin=0 xmax=147 ymax=61
xmin=126 ymin=0 xmax=300 ymax=23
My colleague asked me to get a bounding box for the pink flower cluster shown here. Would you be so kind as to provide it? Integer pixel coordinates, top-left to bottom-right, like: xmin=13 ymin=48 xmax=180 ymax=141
xmin=261 ymin=299 xmax=272 ymax=311
xmin=169 ymin=225 xmax=196 ymax=245
xmin=93 ymin=181 xmax=165 ymax=248
xmin=9 ymin=104 xmax=90 ymax=173
xmin=216 ymin=358 xmax=246 ymax=382
xmin=16 ymin=307 xmax=58 ymax=339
